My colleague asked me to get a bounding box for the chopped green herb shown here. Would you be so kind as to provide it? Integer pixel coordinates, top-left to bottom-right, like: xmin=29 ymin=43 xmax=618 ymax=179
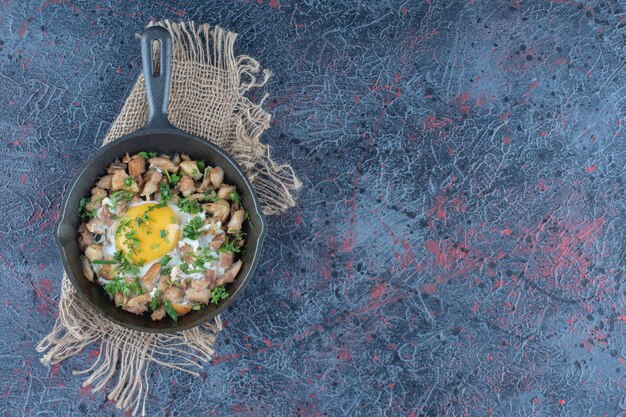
xmin=196 ymin=161 xmax=206 ymax=171
xmin=244 ymin=211 xmax=254 ymax=228
xmin=151 ymin=243 xmax=160 ymax=251
xmin=159 ymin=229 xmax=170 ymax=244
xmin=163 ymin=300 xmax=178 ymax=321
xmin=138 ymin=151 xmax=158 ymax=159
xmin=123 ymin=229 xmax=141 ymax=254
xmin=160 ymin=255 xmax=172 ymax=266
xmin=157 ymin=181 xmax=171 ymax=207
xmin=91 ymin=259 xmax=117 ymax=265
xmin=159 ymin=254 xmax=172 ymax=274
xmin=192 ymin=304 xmax=202 ymax=311
xmin=218 ymin=235 xmax=241 ymax=254
xmin=113 ymin=250 xmax=140 ymax=275
xmin=124 ymin=176 xmax=135 ymax=187
xmin=229 ymin=191 xmax=241 ymax=205
xmin=183 ymin=217 xmax=205 ymax=240
xmin=103 ymin=276 xmax=143 ymax=298
xmin=163 ymin=170 xmax=181 ymax=187
xmin=171 ymin=216 xmax=177 ymax=223
xmin=78 ymin=197 xmax=97 ymax=222
xmin=149 ymin=289 xmax=161 ymax=311
xmin=116 ymin=217 xmax=131 ymax=236
xmin=203 ymin=189 xmax=219 ymax=203
xmin=210 ymin=286 xmax=229 ymax=304
xmin=109 ymin=190 xmax=134 ymax=208
xmin=177 ymin=198 xmax=202 ymax=214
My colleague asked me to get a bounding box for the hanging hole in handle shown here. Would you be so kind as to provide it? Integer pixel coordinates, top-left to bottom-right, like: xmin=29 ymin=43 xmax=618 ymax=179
xmin=152 ymin=39 xmax=161 ymax=76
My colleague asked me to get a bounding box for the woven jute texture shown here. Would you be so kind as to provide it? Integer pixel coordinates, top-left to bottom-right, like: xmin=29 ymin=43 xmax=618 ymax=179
xmin=36 ymin=20 xmax=300 ymax=416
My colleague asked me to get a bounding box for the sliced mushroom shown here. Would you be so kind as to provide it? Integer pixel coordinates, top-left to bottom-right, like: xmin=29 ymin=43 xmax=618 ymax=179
xmin=91 ymin=186 xmax=107 ymax=201
xmin=111 ymin=170 xmax=128 ymax=191
xmin=186 ymin=192 xmax=206 ymax=201
xmin=180 ymin=153 xmax=191 ymax=161
xmin=98 ymin=264 xmax=114 ymax=280
xmin=172 ymin=303 xmax=192 ymax=316
xmin=216 ymin=260 xmax=243 ymax=286
xmin=107 ymin=160 xmax=127 ymax=174
xmin=210 ymin=233 xmax=226 ymax=250
xmin=96 ymin=174 xmax=113 ymax=190
xmin=227 ymin=210 xmax=245 ymax=234
xmin=172 ymin=153 xmax=182 ymax=165
xmin=186 ymin=288 xmax=211 ymax=304
xmin=141 ymin=170 xmax=163 ymax=197
xmin=179 ymin=160 xmax=202 ymax=180
xmin=148 ymin=157 xmax=179 ymax=173
xmin=81 ymin=257 xmax=94 ymax=282
xmin=141 ymin=263 xmax=160 ymax=291
xmin=164 ymin=287 xmax=184 ymax=303
xmin=217 ymin=184 xmax=236 ymax=199
xmin=122 ymin=152 xmax=131 ymax=163
xmin=123 ymin=294 xmax=151 ymax=314
xmin=178 ymin=175 xmax=195 ymax=197
xmin=86 ymin=218 xmax=106 ymax=235
xmin=114 ymin=292 xmax=125 ymax=307
xmin=192 ymin=270 xmax=216 ymax=291
xmin=115 ymin=200 xmax=128 ymax=217
xmin=219 ymin=252 xmax=234 ymax=269
xmin=85 ymin=244 xmax=103 ymax=261
xmin=209 ymin=167 xmax=224 ymax=188
xmin=151 ymin=306 xmax=166 ymax=321
xmin=100 ymin=204 xmax=114 ymax=226
xmin=203 ymin=199 xmax=230 ymax=222
xmin=78 ymin=224 xmax=94 ymax=251
xmin=128 ymin=156 xmax=146 ymax=177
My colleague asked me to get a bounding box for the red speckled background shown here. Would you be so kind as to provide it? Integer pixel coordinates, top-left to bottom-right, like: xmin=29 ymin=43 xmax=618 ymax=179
xmin=1 ymin=1 xmax=625 ymax=416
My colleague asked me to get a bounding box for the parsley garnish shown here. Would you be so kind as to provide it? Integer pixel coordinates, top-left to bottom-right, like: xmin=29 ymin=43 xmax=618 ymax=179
xmin=138 ymin=151 xmax=158 ymax=159
xmin=229 ymin=191 xmax=241 ymax=204
xmin=183 ymin=217 xmax=204 ymax=240
xmin=109 ymin=190 xmax=134 ymax=207
xmin=163 ymin=300 xmax=178 ymax=321
xmin=159 ymin=255 xmax=172 ymax=274
xmin=113 ymin=250 xmax=140 ymax=275
xmin=159 ymin=229 xmax=170 ymax=244
xmin=210 ymin=286 xmax=229 ymax=304
xmin=196 ymin=161 xmax=206 ymax=171
xmin=149 ymin=289 xmax=161 ymax=311
xmin=157 ymin=181 xmax=171 ymax=207
xmin=163 ymin=170 xmax=181 ymax=187
xmin=218 ymin=235 xmax=241 ymax=254
xmin=103 ymin=276 xmax=143 ymax=298
xmin=177 ymin=198 xmax=202 ymax=214
xmin=244 ymin=211 xmax=254 ymax=228
xmin=116 ymin=217 xmax=131 ymax=236
xmin=78 ymin=197 xmax=97 ymax=222
xmin=124 ymin=176 xmax=134 ymax=187
xmin=203 ymin=189 xmax=219 ymax=203
xmin=123 ymin=229 xmax=141 ymax=254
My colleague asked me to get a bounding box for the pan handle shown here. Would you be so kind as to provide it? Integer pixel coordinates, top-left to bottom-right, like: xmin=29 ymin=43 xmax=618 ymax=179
xmin=140 ymin=26 xmax=174 ymax=131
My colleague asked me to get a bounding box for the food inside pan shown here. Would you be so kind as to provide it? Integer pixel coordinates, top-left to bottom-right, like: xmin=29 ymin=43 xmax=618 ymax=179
xmin=76 ymin=152 xmax=248 ymax=321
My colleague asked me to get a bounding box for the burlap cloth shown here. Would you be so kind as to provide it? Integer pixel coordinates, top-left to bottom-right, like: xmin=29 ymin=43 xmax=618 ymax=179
xmin=36 ymin=20 xmax=300 ymax=416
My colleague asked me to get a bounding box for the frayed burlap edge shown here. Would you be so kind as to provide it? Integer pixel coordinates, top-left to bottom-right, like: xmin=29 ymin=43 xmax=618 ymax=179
xmin=37 ymin=20 xmax=300 ymax=416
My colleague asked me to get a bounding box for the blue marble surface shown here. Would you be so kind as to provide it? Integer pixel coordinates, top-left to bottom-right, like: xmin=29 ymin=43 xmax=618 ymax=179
xmin=2 ymin=0 xmax=626 ymax=416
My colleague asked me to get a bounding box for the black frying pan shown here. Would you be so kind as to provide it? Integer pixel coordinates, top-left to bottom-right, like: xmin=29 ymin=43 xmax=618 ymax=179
xmin=54 ymin=26 xmax=266 ymax=333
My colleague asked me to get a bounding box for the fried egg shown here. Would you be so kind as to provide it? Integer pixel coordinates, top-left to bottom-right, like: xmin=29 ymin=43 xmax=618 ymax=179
xmin=115 ymin=203 xmax=180 ymax=264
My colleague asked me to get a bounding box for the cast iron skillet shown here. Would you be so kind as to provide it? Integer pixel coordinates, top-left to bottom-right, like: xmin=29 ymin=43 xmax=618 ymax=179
xmin=54 ymin=26 xmax=266 ymax=333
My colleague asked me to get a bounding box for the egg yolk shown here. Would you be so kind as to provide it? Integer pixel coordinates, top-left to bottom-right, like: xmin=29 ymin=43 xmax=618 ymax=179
xmin=115 ymin=203 xmax=179 ymax=264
